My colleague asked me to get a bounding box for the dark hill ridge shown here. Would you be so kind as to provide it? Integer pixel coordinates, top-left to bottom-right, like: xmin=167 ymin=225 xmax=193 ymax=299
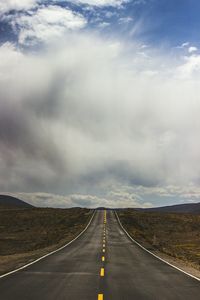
xmin=144 ymin=202 xmax=200 ymax=214
xmin=0 ymin=195 xmax=33 ymax=208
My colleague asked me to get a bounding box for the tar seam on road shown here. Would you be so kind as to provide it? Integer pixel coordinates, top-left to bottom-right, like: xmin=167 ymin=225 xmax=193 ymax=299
xmin=115 ymin=210 xmax=200 ymax=282
xmin=0 ymin=210 xmax=96 ymax=279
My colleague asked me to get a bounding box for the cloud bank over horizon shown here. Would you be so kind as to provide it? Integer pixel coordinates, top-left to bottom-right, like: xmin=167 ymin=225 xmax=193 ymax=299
xmin=0 ymin=1 xmax=200 ymax=208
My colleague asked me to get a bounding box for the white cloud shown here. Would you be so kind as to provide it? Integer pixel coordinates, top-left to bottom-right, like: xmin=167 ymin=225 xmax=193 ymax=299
xmin=118 ymin=16 xmax=133 ymax=24
xmin=98 ymin=21 xmax=110 ymax=28
xmin=131 ymin=184 xmax=200 ymax=201
xmin=176 ymin=54 xmax=200 ymax=79
xmin=0 ymin=0 xmax=38 ymax=14
xmin=10 ymin=5 xmax=87 ymax=45
xmin=70 ymin=0 xmax=146 ymax=6
xmin=188 ymin=46 xmax=198 ymax=53
xmin=5 ymin=191 xmax=153 ymax=208
xmin=175 ymin=43 xmax=198 ymax=55
xmin=176 ymin=42 xmax=189 ymax=49
xmin=180 ymin=42 xmax=189 ymax=48
xmin=71 ymin=0 xmax=128 ymax=7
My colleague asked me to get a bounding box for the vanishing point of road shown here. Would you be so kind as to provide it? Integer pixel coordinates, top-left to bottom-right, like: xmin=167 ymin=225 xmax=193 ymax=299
xmin=1 ymin=210 xmax=200 ymax=299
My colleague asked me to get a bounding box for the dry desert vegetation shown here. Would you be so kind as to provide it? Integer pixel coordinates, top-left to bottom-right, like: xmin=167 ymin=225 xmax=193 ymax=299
xmin=118 ymin=209 xmax=200 ymax=275
xmin=0 ymin=207 xmax=92 ymax=275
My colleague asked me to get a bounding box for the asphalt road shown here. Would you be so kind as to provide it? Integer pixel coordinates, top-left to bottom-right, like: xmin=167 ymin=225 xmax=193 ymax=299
xmin=1 ymin=210 xmax=200 ymax=299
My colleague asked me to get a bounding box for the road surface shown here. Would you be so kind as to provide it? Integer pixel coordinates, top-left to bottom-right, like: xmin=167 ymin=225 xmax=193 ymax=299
xmin=0 ymin=210 xmax=200 ymax=299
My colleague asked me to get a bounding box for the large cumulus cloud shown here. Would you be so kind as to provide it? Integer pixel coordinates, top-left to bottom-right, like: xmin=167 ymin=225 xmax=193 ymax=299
xmin=0 ymin=29 xmax=200 ymax=207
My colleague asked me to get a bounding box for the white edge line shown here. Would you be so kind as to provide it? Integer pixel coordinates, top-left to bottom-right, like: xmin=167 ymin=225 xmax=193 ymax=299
xmin=0 ymin=210 xmax=96 ymax=279
xmin=115 ymin=210 xmax=200 ymax=282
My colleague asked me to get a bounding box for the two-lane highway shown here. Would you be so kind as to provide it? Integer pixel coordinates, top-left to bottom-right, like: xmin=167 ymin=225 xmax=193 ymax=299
xmin=1 ymin=210 xmax=200 ymax=299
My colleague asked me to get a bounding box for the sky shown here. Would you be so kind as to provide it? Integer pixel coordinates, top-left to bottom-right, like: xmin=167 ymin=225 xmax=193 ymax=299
xmin=0 ymin=0 xmax=200 ymax=208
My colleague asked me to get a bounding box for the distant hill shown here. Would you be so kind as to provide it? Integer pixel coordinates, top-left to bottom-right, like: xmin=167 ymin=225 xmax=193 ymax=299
xmin=0 ymin=195 xmax=33 ymax=209
xmin=144 ymin=202 xmax=200 ymax=214
xmin=97 ymin=207 xmax=113 ymax=210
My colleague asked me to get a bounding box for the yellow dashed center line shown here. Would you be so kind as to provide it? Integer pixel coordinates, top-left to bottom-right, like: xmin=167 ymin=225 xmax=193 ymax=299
xmin=100 ymin=268 xmax=105 ymax=277
xmin=98 ymin=211 xmax=106 ymax=300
